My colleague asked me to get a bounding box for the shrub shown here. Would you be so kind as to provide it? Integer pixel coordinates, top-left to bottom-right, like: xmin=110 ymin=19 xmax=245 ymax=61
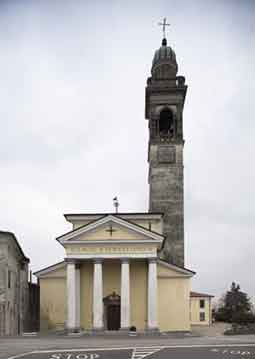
xmin=129 ymin=326 xmax=136 ymax=332
xmin=232 ymin=312 xmax=255 ymax=325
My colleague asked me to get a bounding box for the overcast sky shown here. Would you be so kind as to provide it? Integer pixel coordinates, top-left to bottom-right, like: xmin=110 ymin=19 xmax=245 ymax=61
xmin=0 ymin=0 xmax=254 ymax=300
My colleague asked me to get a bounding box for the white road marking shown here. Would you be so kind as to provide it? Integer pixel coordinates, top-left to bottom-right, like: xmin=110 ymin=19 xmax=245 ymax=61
xmin=7 ymin=343 xmax=255 ymax=359
xmin=131 ymin=347 xmax=164 ymax=359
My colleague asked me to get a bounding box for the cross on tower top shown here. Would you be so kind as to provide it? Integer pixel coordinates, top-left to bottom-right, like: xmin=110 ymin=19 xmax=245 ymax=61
xmin=158 ymin=17 xmax=170 ymax=39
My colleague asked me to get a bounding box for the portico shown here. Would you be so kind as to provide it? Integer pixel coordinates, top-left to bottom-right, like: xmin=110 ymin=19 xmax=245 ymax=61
xmin=65 ymin=256 xmax=158 ymax=332
xmin=60 ymin=214 xmax=163 ymax=332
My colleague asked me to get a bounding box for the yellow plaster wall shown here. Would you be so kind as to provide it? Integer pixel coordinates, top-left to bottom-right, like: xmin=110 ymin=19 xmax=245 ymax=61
xmin=40 ymin=266 xmax=66 ymax=278
xmin=158 ymin=276 xmax=191 ymax=332
xmin=40 ymin=277 xmax=66 ymax=330
xmin=128 ymin=219 xmax=162 ymax=234
xmin=157 ymin=263 xmax=188 ymax=277
xmin=77 ymin=224 xmax=148 ymax=241
xmin=130 ymin=261 xmax=147 ymax=330
xmin=103 ymin=261 xmax=121 ymax=296
xmin=190 ymin=297 xmax=211 ymax=325
xmin=80 ymin=262 xmax=93 ymax=329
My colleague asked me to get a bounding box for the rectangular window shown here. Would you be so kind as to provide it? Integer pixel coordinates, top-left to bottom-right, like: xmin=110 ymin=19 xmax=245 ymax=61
xmin=200 ymin=299 xmax=205 ymax=308
xmin=8 ymin=270 xmax=11 ymax=289
xmin=200 ymin=312 xmax=205 ymax=321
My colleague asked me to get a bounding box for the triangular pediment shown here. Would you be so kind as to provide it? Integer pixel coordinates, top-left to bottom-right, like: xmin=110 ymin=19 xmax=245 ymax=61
xmin=34 ymin=261 xmax=66 ymax=278
xmin=57 ymin=215 xmax=164 ymax=243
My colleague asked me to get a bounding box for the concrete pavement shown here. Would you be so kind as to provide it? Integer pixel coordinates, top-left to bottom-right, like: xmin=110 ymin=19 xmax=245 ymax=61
xmin=4 ymin=343 xmax=255 ymax=359
xmin=1 ymin=334 xmax=255 ymax=359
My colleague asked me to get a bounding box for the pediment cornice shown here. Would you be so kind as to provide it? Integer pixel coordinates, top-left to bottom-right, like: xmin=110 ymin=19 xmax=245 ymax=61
xmin=57 ymin=214 xmax=164 ymax=244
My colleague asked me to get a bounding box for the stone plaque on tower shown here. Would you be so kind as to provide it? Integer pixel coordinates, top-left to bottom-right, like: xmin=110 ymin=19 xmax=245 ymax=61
xmin=158 ymin=146 xmax=176 ymax=164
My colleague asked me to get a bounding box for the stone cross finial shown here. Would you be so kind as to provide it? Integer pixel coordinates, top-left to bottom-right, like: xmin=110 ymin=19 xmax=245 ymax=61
xmin=113 ymin=196 xmax=119 ymax=213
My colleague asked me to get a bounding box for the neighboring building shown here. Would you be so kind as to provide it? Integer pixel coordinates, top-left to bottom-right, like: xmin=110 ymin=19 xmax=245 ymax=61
xmin=34 ymin=32 xmax=213 ymax=333
xmin=27 ymin=282 xmax=40 ymax=332
xmin=0 ymin=231 xmax=39 ymax=336
xmin=190 ymin=291 xmax=214 ymax=326
xmin=0 ymin=231 xmax=30 ymax=336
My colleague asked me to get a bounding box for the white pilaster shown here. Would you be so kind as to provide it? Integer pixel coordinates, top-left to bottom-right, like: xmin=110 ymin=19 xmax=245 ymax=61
xmin=147 ymin=258 xmax=158 ymax=331
xmin=67 ymin=261 xmax=76 ymax=331
xmin=121 ymin=258 xmax=130 ymax=330
xmin=93 ymin=259 xmax=103 ymax=330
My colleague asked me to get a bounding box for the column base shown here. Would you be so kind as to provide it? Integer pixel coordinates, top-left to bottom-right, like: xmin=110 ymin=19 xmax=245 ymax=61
xmin=92 ymin=326 xmax=104 ymax=333
xmin=146 ymin=326 xmax=160 ymax=334
xmin=67 ymin=327 xmax=82 ymax=335
xmin=119 ymin=327 xmax=130 ymax=332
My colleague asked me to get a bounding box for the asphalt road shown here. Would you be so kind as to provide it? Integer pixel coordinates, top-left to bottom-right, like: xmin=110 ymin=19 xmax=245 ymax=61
xmin=5 ymin=345 xmax=255 ymax=359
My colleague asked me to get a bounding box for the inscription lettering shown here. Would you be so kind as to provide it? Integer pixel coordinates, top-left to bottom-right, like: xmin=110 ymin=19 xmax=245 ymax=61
xmin=66 ymin=246 xmax=154 ymax=255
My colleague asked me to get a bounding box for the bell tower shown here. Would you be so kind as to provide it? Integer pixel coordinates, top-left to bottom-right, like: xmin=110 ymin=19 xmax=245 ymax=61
xmin=145 ymin=35 xmax=187 ymax=267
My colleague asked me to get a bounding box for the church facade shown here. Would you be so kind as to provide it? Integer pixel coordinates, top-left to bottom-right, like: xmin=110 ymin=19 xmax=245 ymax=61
xmin=35 ymin=36 xmax=201 ymax=333
xmin=36 ymin=214 xmax=194 ymax=332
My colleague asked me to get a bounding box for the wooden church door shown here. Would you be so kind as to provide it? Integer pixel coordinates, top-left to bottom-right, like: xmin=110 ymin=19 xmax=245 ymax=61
xmin=104 ymin=292 xmax=121 ymax=331
xmin=107 ymin=304 xmax=120 ymax=330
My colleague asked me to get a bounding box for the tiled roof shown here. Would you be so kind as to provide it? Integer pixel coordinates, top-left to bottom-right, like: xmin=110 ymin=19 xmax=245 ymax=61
xmin=190 ymin=291 xmax=214 ymax=298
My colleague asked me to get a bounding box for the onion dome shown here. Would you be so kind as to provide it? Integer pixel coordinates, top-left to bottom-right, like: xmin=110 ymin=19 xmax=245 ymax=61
xmin=151 ymin=38 xmax=178 ymax=79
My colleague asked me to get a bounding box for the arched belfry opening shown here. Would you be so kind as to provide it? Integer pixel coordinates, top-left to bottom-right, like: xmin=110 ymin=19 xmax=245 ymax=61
xmin=159 ymin=108 xmax=174 ymax=136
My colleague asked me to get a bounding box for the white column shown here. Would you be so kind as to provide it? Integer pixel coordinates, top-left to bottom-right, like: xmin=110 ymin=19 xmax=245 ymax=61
xmin=93 ymin=259 xmax=103 ymax=330
xmin=147 ymin=258 xmax=158 ymax=331
xmin=75 ymin=264 xmax=81 ymax=329
xmin=67 ymin=261 xmax=76 ymax=331
xmin=121 ymin=258 xmax=130 ymax=330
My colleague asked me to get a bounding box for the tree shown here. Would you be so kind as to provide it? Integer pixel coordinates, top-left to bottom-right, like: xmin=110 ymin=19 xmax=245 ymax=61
xmin=215 ymin=282 xmax=252 ymax=323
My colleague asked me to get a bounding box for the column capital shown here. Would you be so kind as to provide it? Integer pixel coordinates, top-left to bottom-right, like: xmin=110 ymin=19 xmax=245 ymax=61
xmin=65 ymin=258 xmax=83 ymax=268
xmin=93 ymin=258 xmax=103 ymax=264
xmin=148 ymin=257 xmax=157 ymax=264
xmin=121 ymin=258 xmax=130 ymax=264
xmin=65 ymin=258 xmax=77 ymax=264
